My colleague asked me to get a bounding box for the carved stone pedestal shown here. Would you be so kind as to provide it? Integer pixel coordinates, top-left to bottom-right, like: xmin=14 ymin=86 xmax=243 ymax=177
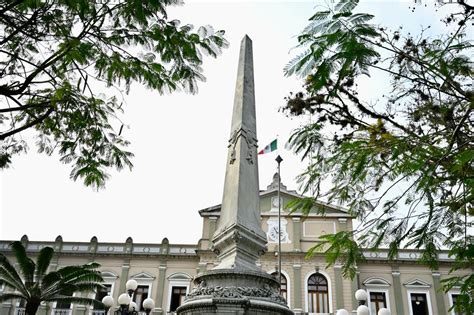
xmin=176 ymin=270 xmax=293 ymax=314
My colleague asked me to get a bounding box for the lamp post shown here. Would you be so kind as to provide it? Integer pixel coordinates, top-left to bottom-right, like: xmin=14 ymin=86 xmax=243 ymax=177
xmin=355 ymin=289 xmax=369 ymax=315
xmin=335 ymin=289 xmax=391 ymax=315
xmin=101 ymin=280 xmax=155 ymax=315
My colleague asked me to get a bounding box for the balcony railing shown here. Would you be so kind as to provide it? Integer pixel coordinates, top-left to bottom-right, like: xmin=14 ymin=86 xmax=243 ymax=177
xmin=15 ymin=307 xmax=25 ymax=315
xmin=91 ymin=311 xmax=106 ymax=315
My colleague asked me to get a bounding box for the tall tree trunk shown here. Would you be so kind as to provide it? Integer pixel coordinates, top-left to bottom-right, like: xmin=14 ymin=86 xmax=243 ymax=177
xmin=25 ymin=301 xmax=40 ymax=315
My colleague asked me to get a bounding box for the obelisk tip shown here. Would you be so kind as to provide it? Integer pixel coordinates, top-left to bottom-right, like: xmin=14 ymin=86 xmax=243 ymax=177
xmin=242 ymin=34 xmax=252 ymax=42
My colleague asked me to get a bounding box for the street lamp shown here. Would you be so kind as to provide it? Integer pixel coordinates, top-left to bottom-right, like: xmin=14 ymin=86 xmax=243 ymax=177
xmin=336 ymin=289 xmax=392 ymax=315
xmin=354 ymin=289 xmax=369 ymax=315
xmin=101 ymin=279 xmax=155 ymax=315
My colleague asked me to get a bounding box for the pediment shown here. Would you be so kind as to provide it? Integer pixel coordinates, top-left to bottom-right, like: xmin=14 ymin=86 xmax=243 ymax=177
xmin=167 ymin=272 xmax=192 ymax=280
xmin=404 ymin=278 xmax=431 ymax=288
xmin=100 ymin=271 xmax=119 ymax=279
xmin=363 ymin=277 xmax=391 ymax=287
xmin=200 ymin=191 xmax=351 ymax=218
xmin=130 ymin=272 xmax=156 ymax=280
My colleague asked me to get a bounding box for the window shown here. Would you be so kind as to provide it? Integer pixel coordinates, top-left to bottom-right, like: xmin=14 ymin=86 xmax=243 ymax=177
xmin=128 ymin=272 xmax=155 ymax=313
xmin=307 ymin=273 xmax=329 ymax=313
xmin=167 ymin=273 xmax=192 ymax=313
xmin=369 ymin=291 xmax=387 ymax=314
xmin=449 ymin=293 xmax=466 ymax=315
xmin=169 ymin=286 xmax=187 ymax=312
xmin=271 ymin=272 xmax=288 ymax=302
xmin=363 ymin=277 xmax=391 ymax=315
xmin=132 ymin=285 xmax=149 ymax=312
xmin=405 ymin=279 xmax=433 ymax=315
xmin=410 ymin=293 xmax=429 ymax=315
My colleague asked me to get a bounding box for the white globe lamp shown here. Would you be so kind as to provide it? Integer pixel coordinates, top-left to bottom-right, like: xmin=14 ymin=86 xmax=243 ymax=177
xmin=355 ymin=289 xmax=368 ymax=302
xmin=126 ymin=279 xmax=138 ymax=292
xmin=336 ymin=309 xmax=350 ymax=315
xmin=143 ymin=298 xmax=155 ymax=314
xmin=357 ymin=305 xmax=370 ymax=315
xmin=102 ymin=296 xmax=114 ymax=309
xmin=378 ymin=308 xmax=391 ymax=315
xmin=118 ymin=293 xmax=131 ymax=306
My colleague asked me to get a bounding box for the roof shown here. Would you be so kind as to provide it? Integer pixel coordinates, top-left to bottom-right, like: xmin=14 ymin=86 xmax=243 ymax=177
xmin=199 ymin=173 xmax=352 ymax=218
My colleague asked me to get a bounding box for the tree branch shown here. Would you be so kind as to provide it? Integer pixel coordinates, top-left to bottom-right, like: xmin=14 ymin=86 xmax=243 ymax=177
xmin=0 ymin=107 xmax=53 ymax=140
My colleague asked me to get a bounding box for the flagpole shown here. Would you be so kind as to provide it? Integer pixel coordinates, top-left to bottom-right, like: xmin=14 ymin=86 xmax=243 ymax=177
xmin=275 ymin=154 xmax=283 ymax=294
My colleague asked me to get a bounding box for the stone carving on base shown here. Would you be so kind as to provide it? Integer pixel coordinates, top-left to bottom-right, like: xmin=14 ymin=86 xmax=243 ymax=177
xmin=187 ymin=280 xmax=286 ymax=305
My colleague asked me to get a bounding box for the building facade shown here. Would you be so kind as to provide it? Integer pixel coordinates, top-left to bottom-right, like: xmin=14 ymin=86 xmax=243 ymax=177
xmin=0 ymin=175 xmax=468 ymax=315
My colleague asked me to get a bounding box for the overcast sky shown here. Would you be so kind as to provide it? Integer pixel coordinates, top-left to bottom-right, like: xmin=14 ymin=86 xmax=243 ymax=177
xmin=0 ymin=1 xmax=456 ymax=245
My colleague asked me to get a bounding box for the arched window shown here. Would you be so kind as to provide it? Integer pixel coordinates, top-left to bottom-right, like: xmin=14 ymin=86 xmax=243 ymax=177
xmin=308 ymin=273 xmax=329 ymax=313
xmin=167 ymin=273 xmax=192 ymax=313
xmin=271 ymin=272 xmax=288 ymax=302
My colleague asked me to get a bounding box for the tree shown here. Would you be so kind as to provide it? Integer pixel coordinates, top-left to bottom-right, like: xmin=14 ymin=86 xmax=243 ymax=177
xmin=284 ymin=0 xmax=473 ymax=312
xmin=0 ymin=241 xmax=104 ymax=315
xmin=0 ymin=0 xmax=228 ymax=189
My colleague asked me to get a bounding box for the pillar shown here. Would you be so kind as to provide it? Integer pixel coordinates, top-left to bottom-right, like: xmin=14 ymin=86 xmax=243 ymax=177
xmin=153 ymin=261 xmax=167 ymax=315
xmin=292 ymin=264 xmax=303 ymax=314
xmin=118 ymin=260 xmax=130 ymax=294
xmin=351 ymin=271 xmax=359 ymax=311
xmin=208 ymin=217 xmax=218 ymax=249
xmin=391 ymin=268 xmax=404 ymax=314
xmin=334 ymin=265 xmax=345 ymax=309
xmin=432 ymin=272 xmax=446 ymax=314
xmin=292 ymin=218 xmax=301 ymax=252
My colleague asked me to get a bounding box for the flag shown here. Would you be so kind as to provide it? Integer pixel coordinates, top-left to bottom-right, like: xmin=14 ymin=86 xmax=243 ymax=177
xmin=258 ymin=139 xmax=277 ymax=155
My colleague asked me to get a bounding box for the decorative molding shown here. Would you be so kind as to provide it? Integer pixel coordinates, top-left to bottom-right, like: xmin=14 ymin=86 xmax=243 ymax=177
xmin=404 ymin=278 xmax=431 ymax=288
xmin=186 ymin=280 xmax=286 ymax=305
xmin=228 ymin=126 xmax=257 ymax=165
xmin=167 ymin=272 xmax=193 ymax=281
xmin=130 ymin=271 xmax=156 ymax=280
xmin=303 ymin=221 xmax=336 ymax=238
xmin=363 ymin=277 xmax=391 ymax=287
xmin=100 ymin=271 xmax=119 ymax=279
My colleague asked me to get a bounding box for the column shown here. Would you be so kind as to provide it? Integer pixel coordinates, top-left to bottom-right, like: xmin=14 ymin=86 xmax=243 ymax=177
xmin=118 ymin=260 xmax=130 ymax=294
xmin=351 ymin=271 xmax=359 ymax=311
xmin=208 ymin=217 xmax=218 ymax=249
xmin=198 ymin=262 xmax=207 ymax=274
xmin=334 ymin=265 xmax=345 ymax=309
xmin=432 ymin=272 xmax=446 ymax=314
xmin=153 ymin=262 xmax=167 ymax=315
xmin=292 ymin=217 xmax=301 ymax=252
xmin=391 ymin=268 xmax=404 ymax=314
xmin=292 ymin=264 xmax=303 ymax=314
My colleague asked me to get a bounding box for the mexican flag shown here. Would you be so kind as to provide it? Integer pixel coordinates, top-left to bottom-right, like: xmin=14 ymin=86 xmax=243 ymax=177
xmin=258 ymin=139 xmax=277 ymax=155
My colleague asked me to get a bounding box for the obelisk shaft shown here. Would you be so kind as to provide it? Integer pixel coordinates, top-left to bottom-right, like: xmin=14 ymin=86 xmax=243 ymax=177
xmin=212 ymin=35 xmax=267 ymax=271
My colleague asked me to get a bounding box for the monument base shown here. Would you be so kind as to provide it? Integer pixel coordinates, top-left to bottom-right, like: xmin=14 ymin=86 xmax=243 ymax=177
xmin=176 ymin=269 xmax=294 ymax=315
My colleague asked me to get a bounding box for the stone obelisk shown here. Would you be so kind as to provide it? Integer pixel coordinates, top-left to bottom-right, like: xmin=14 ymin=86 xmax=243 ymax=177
xmin=177 ymin=36 xmax=293 ymax=314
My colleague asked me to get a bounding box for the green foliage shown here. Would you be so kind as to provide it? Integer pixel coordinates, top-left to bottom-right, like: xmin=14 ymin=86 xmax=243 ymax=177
xmin=284 ymin=0 xmax=473 ymax=313
xmin=0 ymin=0 xmax=228 ymax=189
xmin=306 ymin=231 xmax=365 ymax=279
xmin=0 ymin=241 xmax=104 ymax=315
